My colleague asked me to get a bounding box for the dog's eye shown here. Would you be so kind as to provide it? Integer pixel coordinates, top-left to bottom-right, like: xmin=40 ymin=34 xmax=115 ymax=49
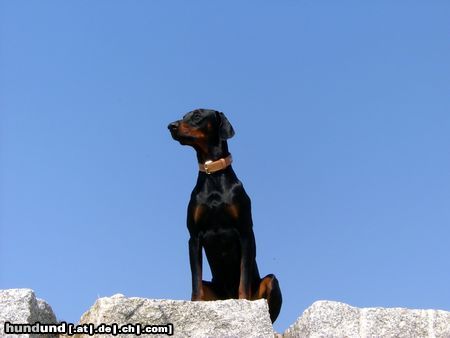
xmin=193 ymin=113 xmax=202 ymax=122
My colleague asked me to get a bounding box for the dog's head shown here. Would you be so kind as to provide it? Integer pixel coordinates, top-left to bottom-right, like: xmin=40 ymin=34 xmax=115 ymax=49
xmin=168 ymin=109 xmax=234 ymax=147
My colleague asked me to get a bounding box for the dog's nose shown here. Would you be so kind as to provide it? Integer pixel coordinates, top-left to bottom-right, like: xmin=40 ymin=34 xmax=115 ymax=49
xmin=168 ymin=122 xmax=179 ymax=131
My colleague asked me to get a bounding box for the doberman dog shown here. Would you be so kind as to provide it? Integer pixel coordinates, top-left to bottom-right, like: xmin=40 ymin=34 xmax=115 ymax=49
xmin=168 ymin=109 xmax=282 ymax=323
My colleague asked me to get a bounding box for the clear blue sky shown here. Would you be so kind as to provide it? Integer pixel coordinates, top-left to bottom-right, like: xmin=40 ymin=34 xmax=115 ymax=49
xmin=1 ymin=1 xmax=449 ymax=333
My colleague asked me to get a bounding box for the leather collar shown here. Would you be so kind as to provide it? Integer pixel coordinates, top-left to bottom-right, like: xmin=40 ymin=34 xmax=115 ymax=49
xmin=199 ymin=155 xmax=233 ymax=174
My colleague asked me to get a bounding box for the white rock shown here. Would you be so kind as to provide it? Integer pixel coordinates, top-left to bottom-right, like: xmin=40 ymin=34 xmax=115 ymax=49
xmin=0 ymin=288 xmax=57 ymax=338
xmin=67 ymin=295 xmax=274 ymax=338
xmin=284 ymin=300 xmax=450 ymax=338
xmin=3 ymin=288 xmax=449 ymax=337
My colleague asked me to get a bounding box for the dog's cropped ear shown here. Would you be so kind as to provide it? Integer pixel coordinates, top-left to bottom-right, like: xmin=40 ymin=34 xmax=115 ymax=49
xmin=216 ymin=111 xmax=235 ymax=140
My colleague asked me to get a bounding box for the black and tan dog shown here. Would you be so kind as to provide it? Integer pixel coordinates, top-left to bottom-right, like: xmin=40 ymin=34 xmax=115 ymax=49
xmin=168 ymin=109 xmax=282 ymax=322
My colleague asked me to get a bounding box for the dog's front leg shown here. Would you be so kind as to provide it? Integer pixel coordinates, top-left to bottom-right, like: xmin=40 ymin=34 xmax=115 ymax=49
xmin=238 ymin=230 xmax=255 ymax=299
xmin=188 ymin=236 xmax=204 ymax=301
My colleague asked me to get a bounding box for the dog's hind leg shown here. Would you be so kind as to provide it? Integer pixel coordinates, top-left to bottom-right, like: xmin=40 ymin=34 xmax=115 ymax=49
xmin=255 ymin=274 xmax=282 ymax=323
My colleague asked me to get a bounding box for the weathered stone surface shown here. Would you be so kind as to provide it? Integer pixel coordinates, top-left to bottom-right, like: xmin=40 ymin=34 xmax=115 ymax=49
xmin=67 ymin=294 xmax=274 ymax=338
xmin=2 ymin=289 xmax=449 ymax=337
xmin=284 ymin=300 xmax=450 ymax=338
xmin=0 ymin=288 xmax=57 ymax=338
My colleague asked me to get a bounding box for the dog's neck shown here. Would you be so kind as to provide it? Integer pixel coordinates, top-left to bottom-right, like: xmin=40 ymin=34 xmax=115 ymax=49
xmin=195 ymin=141 xmax=230 ymax=164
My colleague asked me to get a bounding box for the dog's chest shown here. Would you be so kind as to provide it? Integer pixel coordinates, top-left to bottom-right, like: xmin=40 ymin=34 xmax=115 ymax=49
xmin=188 ymin=177 xmax=250 ymax=234
xmin=193 ymin=203 xmax=239 ymax=231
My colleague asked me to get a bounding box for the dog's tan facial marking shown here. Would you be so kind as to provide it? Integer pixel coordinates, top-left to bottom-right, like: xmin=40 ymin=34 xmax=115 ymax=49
xmin=178 ymin=122 xmax=206 ymax=139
